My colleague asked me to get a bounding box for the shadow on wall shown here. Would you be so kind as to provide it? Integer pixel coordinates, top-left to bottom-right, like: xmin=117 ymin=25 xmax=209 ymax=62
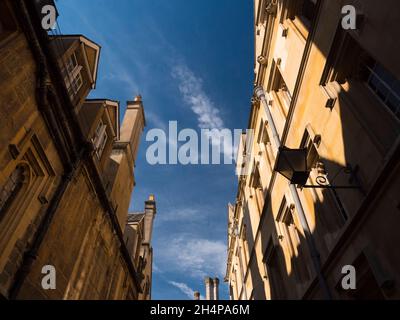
xmin=250 ymin=0 xmax=400 ymax=300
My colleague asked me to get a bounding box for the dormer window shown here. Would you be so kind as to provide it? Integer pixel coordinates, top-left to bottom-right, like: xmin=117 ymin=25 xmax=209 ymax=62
xmin=61 ymin=52 xmax=83 ymax=99
xmin=92 ymin=121 xmax=108 ymax=160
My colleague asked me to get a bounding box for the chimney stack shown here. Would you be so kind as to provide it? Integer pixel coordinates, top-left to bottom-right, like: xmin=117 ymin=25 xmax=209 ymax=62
xmin=119 ymin=96 xmax=146 ymax=162
xmin=194 ymin=291 xmax=200 ymax=300
xmin=213 ymin=277 xmax=219 ymax=300
xmin=106 ymin=96 xmax=146 ymax=230
xmin=143 ymin=194 xmax=156 ymax=244
xmin=204 ymin=277 xmax=213 ymax=300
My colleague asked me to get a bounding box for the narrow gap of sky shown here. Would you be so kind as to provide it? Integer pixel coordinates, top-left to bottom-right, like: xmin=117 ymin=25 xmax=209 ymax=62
xmin=57 ymin=0 xmax=254 ymax=300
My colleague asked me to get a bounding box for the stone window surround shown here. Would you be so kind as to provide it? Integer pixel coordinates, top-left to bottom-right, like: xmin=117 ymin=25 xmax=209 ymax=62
xmin=0 ymin=129 xmax=56 ymax=279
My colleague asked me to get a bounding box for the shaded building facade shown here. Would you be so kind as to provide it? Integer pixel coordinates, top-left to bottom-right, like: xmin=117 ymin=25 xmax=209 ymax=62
xmin=124 ymin=195 xmax=157 ymax=300
xmin=226 ymin=0 xmax=400 ymax=299
xmin=0 ymin=0 xmax=150 ymax=299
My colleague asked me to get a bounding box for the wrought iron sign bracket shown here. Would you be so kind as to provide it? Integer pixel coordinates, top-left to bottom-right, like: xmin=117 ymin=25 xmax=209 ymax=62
xmin=300 ymin=164 xmax=362 ymax=190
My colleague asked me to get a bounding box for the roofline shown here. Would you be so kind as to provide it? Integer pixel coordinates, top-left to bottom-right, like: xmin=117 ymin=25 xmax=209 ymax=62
xmin=49 ymin=34 xmax=102 ymax=49
xmin=85 ymin=98 xmax=120 ymax=106
xmin=85 ymin=99 xmax=120 ymax=140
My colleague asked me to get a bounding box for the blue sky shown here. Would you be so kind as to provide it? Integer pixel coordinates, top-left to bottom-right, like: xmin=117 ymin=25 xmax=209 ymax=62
xmin=57 ymin=0 xmax=253 ymax=300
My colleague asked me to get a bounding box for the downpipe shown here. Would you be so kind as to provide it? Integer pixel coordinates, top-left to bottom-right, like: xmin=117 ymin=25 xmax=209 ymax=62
xmin=255 ymin=86 xmax=332 ymax=300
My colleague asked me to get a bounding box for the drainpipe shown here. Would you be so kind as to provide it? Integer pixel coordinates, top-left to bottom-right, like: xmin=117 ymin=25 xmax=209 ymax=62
xmin=8 ymin=48 xmax=89 ymax=300
xmin=254 ymin=86 xmax=332 ymax=300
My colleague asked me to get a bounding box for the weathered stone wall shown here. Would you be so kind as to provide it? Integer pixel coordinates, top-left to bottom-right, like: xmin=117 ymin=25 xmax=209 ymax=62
xmin=0 ymin=15 xmax=139 ymax=299
xmin=17 ymin=167 xmax=137 ymax=299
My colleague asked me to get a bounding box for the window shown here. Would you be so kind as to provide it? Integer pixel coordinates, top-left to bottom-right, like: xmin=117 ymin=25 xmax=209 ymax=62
xmin=61 ymin=52 xmax=83 ymax=99
xmin=92 ymin=121 xmax=108 ymax=159
xmin=62 ymin=52 xmax=78 ymax=76
xmin=302 ymin=130 xmax=319 ymax=170
xmin=237 ymin=246 xmax=247 ymax=299
xmin=251 ymin=164 xmax=264 ymax=215
xmin=276 ymin=198 xmax=310 ymax=283
xmin=299 ymin=0 xmax=317 ymax=27
xmin=322 ymin=28 xmax=400 ymax=121
xmin=0 ymin=165 xmax=25 ymax=219
xmin=337 ymin=253 xmax=387 ymax=300
xmin=241 ymin=225 xmax=250 ymax=266
xmin=301 ymin=130 xmax=348 ymax=222
xmin=362 ymin=59 xmax=400 ymax=120
xmin=287 ymin=0 xmax=317 ymax=31
xmin=263 ymin=240 xmax=287 ymax=299
xmin=257 ymin=120 xmax=274 ymax=171
xmin=269 ymin=62 xmax=291 ymax=115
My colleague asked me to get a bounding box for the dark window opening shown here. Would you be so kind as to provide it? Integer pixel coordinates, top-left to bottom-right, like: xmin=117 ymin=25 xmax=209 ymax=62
xmin=301 ymin=130 xmax=348 ymax=223
xmin=323 ymin=29 xmax=400 ymax=121
xmin=299 ymin=0 xmax=317 ymax=26
xmin=0 ymin=165 xmax=25 ymax=220
xmin=277 ymin=199 xmax=310 ymax=283
xmin=361 ymin=58 xmax=400 ymax=120
xmin=272 ymin=67 xmax=292 ymax=109
xmin=288 ymin=0 xmax=317 ymax=30
xmin=264 ymin=241 xmax=287 ymax=299
xmin=251 ymin=165 xmax=264 ymax=215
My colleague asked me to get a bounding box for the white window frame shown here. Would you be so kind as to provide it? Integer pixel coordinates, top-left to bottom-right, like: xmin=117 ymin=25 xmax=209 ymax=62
xmin=92 ymin=121 xmax=108 ymax=160
xmin=62 ymin=52 xmax=83 ymax=98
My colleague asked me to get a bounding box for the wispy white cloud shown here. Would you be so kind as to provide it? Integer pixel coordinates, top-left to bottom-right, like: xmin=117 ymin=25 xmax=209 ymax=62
xmin=171 ymin=64 xmax=238 ymax=160
xmin=156 ymin=234 xmax=227 ymax=279
xmin=169 ymin=281 xmax=205 ymax=300
xmin=101 ymin=69 xmax=140 ymax=95
xmin=153 ymin=262 xmax=162 ymax=274
xmin=171 ymin=65 xmax=224 ymax=129
xmin=157 ymin=208 xmax=203 ymax=223
xmin=145 ymin=111 xmax=168 ymax=130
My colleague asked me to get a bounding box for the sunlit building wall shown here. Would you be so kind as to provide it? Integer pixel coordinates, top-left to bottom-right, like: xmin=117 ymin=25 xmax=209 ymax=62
xmin=226 ymin=0 xmax=400 ymax=300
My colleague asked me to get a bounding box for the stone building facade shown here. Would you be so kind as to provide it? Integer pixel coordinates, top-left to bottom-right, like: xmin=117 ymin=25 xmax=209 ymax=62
xmin=226 ymin=0 xmax=400 ymax=300
xmin=0 ymin=0 xmax=152 ymax=299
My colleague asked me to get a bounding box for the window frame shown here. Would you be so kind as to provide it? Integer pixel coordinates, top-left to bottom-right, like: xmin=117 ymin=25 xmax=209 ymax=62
xmin=263 ymin=238 xmax=287 ymax=299
xmin=268 ymin=60 xmax=291 ymax=116
xmin=62 ymin=52 xmax=84 ymax=99
xmin=0 ymin=165 xmax=26 ymax=220
xmin=92 ymin=121 xmax=108 ymax=160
